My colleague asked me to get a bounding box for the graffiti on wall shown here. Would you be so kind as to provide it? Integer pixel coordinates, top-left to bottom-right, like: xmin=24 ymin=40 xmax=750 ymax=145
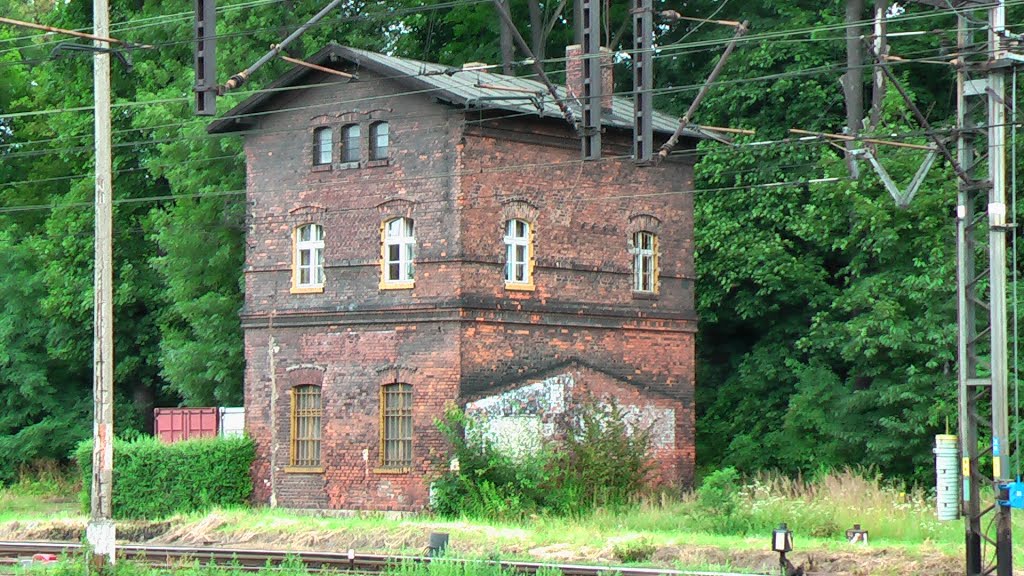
xmin=465 ymin=371 xmax=675 ymax=457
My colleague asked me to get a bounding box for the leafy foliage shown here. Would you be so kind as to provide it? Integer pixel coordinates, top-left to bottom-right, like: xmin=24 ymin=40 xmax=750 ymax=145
xmin=432 ymin=399 xmax=653 ymax=519
xmin=76 ymin=436 xmax=254 ymax=519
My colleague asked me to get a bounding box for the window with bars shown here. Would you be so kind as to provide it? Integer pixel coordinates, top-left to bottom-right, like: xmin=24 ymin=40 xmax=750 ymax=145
xmin=342 ymin=123 xmax=360 ymax=163
xmin=380 ymin=383 xmax=412 ymax=469
xmin=370 ymin=121 xmax=389 ymax=160
xmin=504 ymin=219 xmax=532 ymax=287
xmin=632 ymin=231 xmax=658 ymax=293
xmin=381 ymin=217 xmax=414 ymax=287
xmin=290 ymin=385 xmax=322 ymax=468
xmin=313 ymin=127 xmax=333 ymax=165
xmin=294 ymin=223 xmax=324 ymax=291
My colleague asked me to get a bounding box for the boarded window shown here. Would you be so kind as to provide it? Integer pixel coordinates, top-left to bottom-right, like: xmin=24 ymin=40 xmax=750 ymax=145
xmin=381 ymin=383 xmax=412 ymax=468
xmin=290 ymin=385 xmax=322 ymax=468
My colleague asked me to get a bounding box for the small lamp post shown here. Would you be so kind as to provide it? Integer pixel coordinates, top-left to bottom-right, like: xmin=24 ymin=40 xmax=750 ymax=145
xmin=771 ymin=523 xmax=793 ymax=575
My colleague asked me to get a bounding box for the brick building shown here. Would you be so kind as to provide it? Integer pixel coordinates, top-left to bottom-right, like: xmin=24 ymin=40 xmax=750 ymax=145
xmin=208 ymin=44 xmax=700 ymax=511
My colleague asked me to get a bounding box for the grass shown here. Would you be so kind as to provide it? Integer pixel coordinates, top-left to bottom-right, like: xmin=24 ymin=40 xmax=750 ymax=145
xmin=0 ymin=467 xmax=995 ymax=574
xmin=0 ymin=463 xmax=79 ymax=523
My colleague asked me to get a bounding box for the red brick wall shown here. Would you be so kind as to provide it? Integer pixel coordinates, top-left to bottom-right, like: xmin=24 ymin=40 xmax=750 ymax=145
xmin=239 ymin=65 xmax=697 ymax=510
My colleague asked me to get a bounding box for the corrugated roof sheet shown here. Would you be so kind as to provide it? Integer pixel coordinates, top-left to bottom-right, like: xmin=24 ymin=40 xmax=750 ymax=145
xmin=209 ymin=43 xmax=701 ymax=140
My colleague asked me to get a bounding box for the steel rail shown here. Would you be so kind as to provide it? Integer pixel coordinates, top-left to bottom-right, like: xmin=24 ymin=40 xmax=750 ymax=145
xmin=0 ymin=541 xmax=765 ymax=576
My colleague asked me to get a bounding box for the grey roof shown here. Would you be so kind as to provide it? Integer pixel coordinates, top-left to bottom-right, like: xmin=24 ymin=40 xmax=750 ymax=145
xmin=208 ymin=43 xmax=703 ymax=141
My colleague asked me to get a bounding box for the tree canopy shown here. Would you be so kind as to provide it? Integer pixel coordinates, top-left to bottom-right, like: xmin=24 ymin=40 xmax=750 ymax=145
xmin=0 ymin=0 xmax=1014 ymax=484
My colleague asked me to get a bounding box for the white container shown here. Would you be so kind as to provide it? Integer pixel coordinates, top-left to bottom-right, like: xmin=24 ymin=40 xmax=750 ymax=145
xmin=934 ymin=434 xmax=960 ymax=521
xmin=219 ymin=407 xmax=245 ymax=438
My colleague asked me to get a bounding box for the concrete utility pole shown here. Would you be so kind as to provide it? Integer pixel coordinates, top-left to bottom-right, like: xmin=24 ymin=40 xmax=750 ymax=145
xmin=86 ymin=0 xmax=116 ymax=565
xmin=953 ymin=0 xmax=1012 ymax=574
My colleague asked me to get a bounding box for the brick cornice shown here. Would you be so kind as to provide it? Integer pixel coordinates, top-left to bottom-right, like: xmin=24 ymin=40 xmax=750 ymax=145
xmin=241 ymin=303 xmax=697 ymax=331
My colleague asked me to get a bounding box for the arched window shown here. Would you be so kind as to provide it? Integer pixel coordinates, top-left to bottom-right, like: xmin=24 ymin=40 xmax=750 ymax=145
xmin=313 ymin=127 xmax=333 ymax=165
xmin=370 ymin=121 xmax=389 ymax=160
xmin=381 ymin=383 xmax=412 ymax=468
xmin=382 ymin=217 xmax=414 ymax=286
xmin=294 ymin=223 xmax=325 ymax=290
xmin=632 ymin=231 xmax=658 ymax=293
xmin=504 ymin=219 xmax=533 ymax=287
xmin=290 ymin=385 xmax=322 ymax=468
xmin=342 ymin=123 xmax=360 ymax=163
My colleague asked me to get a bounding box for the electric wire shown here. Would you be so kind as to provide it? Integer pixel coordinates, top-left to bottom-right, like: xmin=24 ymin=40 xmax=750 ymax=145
xmin=0 ymin=39 xmax=968 ymax=153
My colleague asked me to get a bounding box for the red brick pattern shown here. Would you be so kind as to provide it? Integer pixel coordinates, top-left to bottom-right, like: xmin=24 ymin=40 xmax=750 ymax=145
xmin=239 ymin=66 xmax=696 ymax=510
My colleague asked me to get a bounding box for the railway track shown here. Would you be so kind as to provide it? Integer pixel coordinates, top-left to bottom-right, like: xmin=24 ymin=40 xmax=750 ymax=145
xmin=0 ymin=541 xmax=767 ymax=576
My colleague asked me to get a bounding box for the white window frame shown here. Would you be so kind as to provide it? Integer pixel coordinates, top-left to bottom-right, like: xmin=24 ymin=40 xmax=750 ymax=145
xmin=293 ymin=223 xmax=325 ymax=293
xmin=314 ymin=127 xmax=333 ymax=165
xmin=504 ymin=219 xmax=534 ymax=289
xmin=342 ymin=123 xmax=360 ymax=163
xmin=381 ymin=217 xmax=414 ymax=289
xmin=632 ymin=231 xmax=658 ymax=294
xmin=370 ymin=121 xmax=389 ymax=161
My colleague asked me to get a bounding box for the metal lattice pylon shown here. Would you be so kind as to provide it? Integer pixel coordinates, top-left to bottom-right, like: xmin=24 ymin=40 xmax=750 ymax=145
xmin=954 ymin=3 xmax=1013 ymax=575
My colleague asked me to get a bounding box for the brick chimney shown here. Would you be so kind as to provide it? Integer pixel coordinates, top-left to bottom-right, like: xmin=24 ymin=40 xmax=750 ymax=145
xmin=565 ymin=45 xmax=613 ymax=116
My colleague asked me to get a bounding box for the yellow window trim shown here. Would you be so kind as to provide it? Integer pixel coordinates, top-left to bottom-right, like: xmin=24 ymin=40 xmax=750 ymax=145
xmin=379 ymin=383 xmax=413 ymax=469
xmin=505 ymin=282 xmax=535 ymax=292
xmin=290 ymin=385 xmax=323 ymax=468
xmin=290 ymin=285 xmax=324 ymax=295
xmin=373 ymin=467 xmax=412 ymax=475
xmin=380 ymin=280 xmax=415 ymax=290
xmin=283 ymin=466 xmax=324 ymax=474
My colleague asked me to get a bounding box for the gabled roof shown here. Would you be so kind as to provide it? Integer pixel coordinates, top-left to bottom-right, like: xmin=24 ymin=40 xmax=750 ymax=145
xmin=207 ymin=43 xmax=702 ymax=140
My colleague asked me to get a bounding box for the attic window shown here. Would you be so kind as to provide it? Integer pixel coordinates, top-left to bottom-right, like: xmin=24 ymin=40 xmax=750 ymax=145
xmin=314 ymin=127 xmax=333 ymax=165
xmin=370 ymin=121 xmax=389 ymax=160
xmin=342 ymin=124 xmax=360 ymax=163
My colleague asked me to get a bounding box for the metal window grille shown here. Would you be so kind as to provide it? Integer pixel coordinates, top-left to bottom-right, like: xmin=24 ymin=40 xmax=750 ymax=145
xmin=342 ymin=124 xmax=360 ymax=163
xmin=290 ymin=385 xmax=322 ymax=467
xmin=384 ymin=218 xmax=414 ymax=282
xmin=370 ymin=122 xmax=389 ymax=160
xmin=633 ymin=231 xmax=657 ymax=292
xmin=381 ymin=383 xmax=412 ymax=468
xmin=504 ymin=219 xmax=531 ymax=283
xmin=296 ymin=224 xmax=324 ymax=287
xmin=314 ymin=127 xmax=333 ymax=165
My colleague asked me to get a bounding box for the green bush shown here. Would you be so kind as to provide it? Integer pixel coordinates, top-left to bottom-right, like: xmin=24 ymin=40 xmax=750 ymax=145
xmin=76 ymin=435 xmax=254 ymax=519
xmin=689 ymin=466 xmax=753 ymax=534
xmin=432 ymin=397 xmax=654 ymax=519
xmin=431 ymin=407 xmax=561 ymax=519
xmin=611 ymin=536 xmax=657 ymax=563
xmin=558 ymin=398 xmax=653 ymax=510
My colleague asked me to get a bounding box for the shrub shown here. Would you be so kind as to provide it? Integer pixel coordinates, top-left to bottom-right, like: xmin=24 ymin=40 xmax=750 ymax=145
xmin=76 ymin=435 xmax=254 ymax=519
xmin=431 ymin=407 xmax=560 ymax=519
xmin=690 ymin=466 xmax=752 ymax=534
xmin=558 ymin=398 xmax=653 ymax=511
xmin=611 ymin=536 xmax=657 ymax=563
xmin=432 ymin=397 xmax=654 ymax=519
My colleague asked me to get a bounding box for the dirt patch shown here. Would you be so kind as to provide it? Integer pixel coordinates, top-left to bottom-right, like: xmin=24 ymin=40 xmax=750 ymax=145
xmin=0 ymin=520 xmax=84 ymax=542
xmin=650 ymin=545 xmax=961 ymax=576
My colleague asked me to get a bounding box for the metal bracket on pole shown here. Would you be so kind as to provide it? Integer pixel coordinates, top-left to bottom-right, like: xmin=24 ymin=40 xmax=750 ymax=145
xmin=853 ymin=147 xmax=938 ymax=208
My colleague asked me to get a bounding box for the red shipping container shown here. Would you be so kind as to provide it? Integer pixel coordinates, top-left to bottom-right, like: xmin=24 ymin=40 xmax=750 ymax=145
xmin=154 ymin=408 xmax=219 ymax=443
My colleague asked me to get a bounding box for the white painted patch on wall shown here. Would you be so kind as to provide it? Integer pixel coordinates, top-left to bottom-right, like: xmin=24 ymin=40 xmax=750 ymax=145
xmin=466 ymin=371 xmax=676 ymax=453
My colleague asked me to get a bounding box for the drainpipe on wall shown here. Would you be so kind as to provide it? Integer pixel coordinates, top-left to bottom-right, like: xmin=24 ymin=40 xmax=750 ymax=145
xmin=268 ymin=334 xmax=279 ymax=508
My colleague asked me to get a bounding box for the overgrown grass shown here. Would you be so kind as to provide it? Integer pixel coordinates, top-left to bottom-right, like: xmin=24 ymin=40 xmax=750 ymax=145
xmin=0 ymin=462 xmax=79 ymax=522
xmin=0 ymin=468 xmax=991 ymax=563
